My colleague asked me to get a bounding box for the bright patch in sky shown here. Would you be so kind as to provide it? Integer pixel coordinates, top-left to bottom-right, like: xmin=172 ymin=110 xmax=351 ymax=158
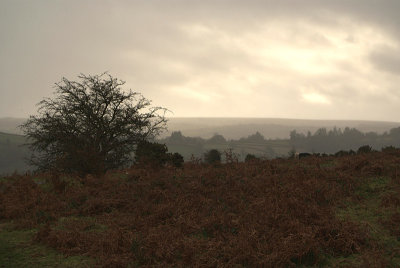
xmin=176 ymin=18 xmax=398 ymax=116
xmin=302 ymin=92 xmax=331 ymax=104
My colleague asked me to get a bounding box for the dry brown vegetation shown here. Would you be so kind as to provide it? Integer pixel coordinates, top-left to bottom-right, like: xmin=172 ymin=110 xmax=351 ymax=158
xmin=1 ymin=152 xmax=400 ymax=267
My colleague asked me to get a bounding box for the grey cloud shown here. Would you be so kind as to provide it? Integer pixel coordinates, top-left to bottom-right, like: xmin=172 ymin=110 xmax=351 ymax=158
xmin=369 ymin=47 xmax=400 ymax=76
xmin=1 ymin=0 xmax=400 ymax=121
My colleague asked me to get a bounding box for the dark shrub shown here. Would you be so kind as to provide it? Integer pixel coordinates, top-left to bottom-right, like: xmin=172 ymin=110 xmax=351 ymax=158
xmin=245 ymin=154 xmax=257 ymax=162
xmin=135 ymin=140 xmax=169 ymax=167
xmin=170 ymin=152 xmax=184 ymax=168
xmin=204 ymin=149 xmax=221 ymax=164
xmin=357 ymin=145 xmax=372 ymax=154
xmin=382 ymin=146 xmax=397 ymax=153
xmin=335 ymin=150 xmax=349 ymax=157
xmin=299 ymin=152 xmax=311 ymax=159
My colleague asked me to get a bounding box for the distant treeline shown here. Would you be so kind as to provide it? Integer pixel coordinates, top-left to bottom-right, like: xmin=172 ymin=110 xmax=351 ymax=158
xmin=159 ymin=126 xmax=400 ymax=159
xmin=289 ymin=126 xmax=400 ymax=154
xmin=2 ymin=126 xmax=400 ymax=175
xmin=159 ymin=131 xmax=280 ymax=159
xmin=161 ymin=130 xmax=279 ymax=145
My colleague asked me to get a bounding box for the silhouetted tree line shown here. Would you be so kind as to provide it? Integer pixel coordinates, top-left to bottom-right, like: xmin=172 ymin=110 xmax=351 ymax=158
xmin=162 ymin=131 xmax=272 ymax=148
xmin=162 ymin=127 xmax=400 ymax=159
xmin=163 ymin=131 xmax=275 ymax=145
xmin=161 ymin=131 xmax=277 ymax=159
xmin=290 ymin=126 xmax=400 ymax=154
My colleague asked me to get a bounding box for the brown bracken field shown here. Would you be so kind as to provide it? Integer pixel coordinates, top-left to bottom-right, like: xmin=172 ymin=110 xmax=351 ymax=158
xmin=1 ymin=151 xmax=400 ymax=267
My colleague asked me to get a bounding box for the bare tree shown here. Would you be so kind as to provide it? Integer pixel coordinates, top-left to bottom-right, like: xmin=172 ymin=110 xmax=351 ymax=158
xmin=21 ymin=73 xmax=168 ymax=175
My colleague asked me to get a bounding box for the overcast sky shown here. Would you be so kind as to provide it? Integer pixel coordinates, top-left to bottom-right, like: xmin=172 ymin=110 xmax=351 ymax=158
xmin=1 ymin=0 xmax=400 ymax=121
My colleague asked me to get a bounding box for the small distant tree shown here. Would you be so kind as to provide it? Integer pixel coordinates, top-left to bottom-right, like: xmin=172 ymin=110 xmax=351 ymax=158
xmin=245 ymin=153 xmax=257 ymax=162
xmin=170 ymin=152 xmax=184 ymax=168
xmin=204 ymin=149 xmax=221 ymax=164
xmin=20 ymin=73 xmax=168 ymax=175
xmin=357 ymin=145 xmax=372 ymax=154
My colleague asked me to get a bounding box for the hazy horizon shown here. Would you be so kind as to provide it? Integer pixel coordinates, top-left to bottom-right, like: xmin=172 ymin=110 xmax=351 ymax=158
xmin=2 ymin=116 xmax=399 ymax=140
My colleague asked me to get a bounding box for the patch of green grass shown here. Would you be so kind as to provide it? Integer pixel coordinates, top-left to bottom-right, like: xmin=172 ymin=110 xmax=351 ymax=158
xmin=32 ymin=175 xmax=83 ymax=193
xmin=334 ymin=176 xmax=400 ymax=267
xmin=319 ymin=253 xmax=362 ymax=267
xmin=354 ymin=176 xmax=390 ymax=199
xmin=0 ymin=222 xmax=94 ymax=267
xmin=320 ymin=159 xmax=336 ymax=168
xmin=0 ymin=177 xmax=9 ymax=183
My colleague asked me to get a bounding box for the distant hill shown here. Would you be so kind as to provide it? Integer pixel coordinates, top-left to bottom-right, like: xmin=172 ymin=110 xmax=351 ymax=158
xmin=0 ymin=132 xmax=32 ymax=175
xmin=2 ymin=117 xmax=399 ymax=139
xmin=164 ymin=117 xmax=400 ymax=139
xmin=0 ymin=117 xmax=26 ymax=135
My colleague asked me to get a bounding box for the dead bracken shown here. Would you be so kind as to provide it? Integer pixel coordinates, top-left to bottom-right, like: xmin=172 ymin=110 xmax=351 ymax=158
xmin=1 ymin=151 xmax=400 ymax=267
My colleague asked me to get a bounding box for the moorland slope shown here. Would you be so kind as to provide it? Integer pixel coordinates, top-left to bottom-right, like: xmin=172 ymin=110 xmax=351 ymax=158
xmin=1 ymin=152 xmax=399 ymax=266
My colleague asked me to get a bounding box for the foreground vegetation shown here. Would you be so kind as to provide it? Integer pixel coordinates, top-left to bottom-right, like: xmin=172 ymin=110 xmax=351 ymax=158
xmin=1 ymin=152 xmax=400 ymax=267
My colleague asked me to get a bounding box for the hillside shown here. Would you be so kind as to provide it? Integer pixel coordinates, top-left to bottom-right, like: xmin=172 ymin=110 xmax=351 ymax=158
xmin=0 ymin=132 xmax=31 ymax=175
xmin=1 ymin=152 xmax=399 ymax=266
xmin=0 ymin=118 xmax=26 ymax=135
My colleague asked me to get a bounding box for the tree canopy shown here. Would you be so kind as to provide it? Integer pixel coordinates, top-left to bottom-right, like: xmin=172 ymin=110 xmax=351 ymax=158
xmin=21 ymin=73 xmax=168 ymax=175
